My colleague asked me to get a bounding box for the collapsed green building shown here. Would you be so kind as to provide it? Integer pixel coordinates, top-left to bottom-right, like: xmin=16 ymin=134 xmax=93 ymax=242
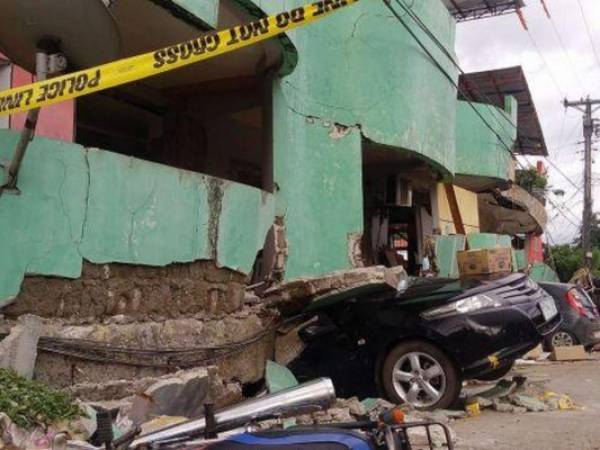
xmin=0 ymin=0 xmax=555 ymax=395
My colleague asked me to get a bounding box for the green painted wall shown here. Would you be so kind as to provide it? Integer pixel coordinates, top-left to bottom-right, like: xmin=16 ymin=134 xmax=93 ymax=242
xmin=455 ymin=98 xmax=517 ymax=182
xmin=271 ymin=101 xmax=364 ymax=279
xmin=171 ymin=0 xmax=220 ymax=28
xmin=0 ymin=130 xmax=274 ymax=306
xmin=256 ymin=0 xmax=458 ymax=279
xmin=529 ymin=263 xmax=560 ymax=283
xmin=258 ymin=0 xmax=458 ymax=174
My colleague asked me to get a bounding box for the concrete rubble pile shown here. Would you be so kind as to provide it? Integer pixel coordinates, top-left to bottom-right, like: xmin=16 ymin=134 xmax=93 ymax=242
xmin=462 ymin=375 xmax=576 ymax=415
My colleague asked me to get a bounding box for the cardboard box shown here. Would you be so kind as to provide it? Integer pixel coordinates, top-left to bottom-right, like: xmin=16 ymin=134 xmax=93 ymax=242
xmin=551 ymin=345 xmax=589 ymax=361
xmin=457 ymin=248 xmax=512 ymax=278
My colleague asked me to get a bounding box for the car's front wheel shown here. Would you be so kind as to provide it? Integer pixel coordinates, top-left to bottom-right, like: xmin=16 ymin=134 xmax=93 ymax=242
xmin=381 ymin=340 xmax=461 ymax=410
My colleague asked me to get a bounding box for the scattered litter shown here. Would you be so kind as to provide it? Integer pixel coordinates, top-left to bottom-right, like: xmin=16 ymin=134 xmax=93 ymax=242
xmin=511 ymin=394 xmax=550 ymax=412
xmin=540 ymin=391 xmax=575 ymax=411
xmin=140 ymin=416 xmax=188 ymax=436
xmin=465 ymin=403 xmax=481 ymax=417
xmin=463 ymin=375 xmax=578 ymax=415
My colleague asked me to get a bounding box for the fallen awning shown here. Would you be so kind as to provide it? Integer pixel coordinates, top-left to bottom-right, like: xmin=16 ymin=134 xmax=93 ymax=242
xmin=441 ymin=0 xmax=524 ymax=22
xmin=479 ymin=184 xmax=548 ymax=235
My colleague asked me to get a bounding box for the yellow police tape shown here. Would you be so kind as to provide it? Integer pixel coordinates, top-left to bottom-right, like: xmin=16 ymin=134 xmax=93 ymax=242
xmin=0 ymin=0 xmax=359 ymax=117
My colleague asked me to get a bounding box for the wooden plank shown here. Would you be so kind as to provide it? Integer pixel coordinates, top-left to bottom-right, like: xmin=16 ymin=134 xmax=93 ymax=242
xmin=444 ymin=183 xmax=466 ymax=235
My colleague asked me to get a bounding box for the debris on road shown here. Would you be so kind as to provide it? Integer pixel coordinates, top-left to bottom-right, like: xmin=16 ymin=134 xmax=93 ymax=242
xmin=463 ymin=375 xmax=577 ymax=414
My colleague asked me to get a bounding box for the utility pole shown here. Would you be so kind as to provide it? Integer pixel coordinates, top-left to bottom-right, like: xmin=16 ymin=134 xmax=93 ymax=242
xmin=563 ymin=97 xmax=600 ymax=268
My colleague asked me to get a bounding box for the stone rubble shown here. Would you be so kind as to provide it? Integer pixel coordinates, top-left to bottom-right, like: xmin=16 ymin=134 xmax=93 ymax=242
xmin=0 ymin=315 xmax=41 ymax=379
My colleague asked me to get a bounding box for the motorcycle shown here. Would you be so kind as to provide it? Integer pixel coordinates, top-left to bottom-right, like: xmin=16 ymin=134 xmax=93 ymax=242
xmin=107 ymin=378 xmax=453 ymax=450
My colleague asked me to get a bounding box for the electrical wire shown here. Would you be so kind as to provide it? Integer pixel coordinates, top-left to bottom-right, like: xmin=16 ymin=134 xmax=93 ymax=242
xmin=525 ymin=28 xmax=565 ymax=98
xmin=382 ymin=0 xmax=583 ymax=235
xmin=545 ymin=4 xmax=588 ymax=92
xmin=542 ymin=154 xmax=580 ymax=191
xmin=391 ymin=0 xmax=518 ymax=144
xmin=576 ymin=0 xmax=600 ymax=74
xmin=392 ymin=0 xmax=580 ymax=208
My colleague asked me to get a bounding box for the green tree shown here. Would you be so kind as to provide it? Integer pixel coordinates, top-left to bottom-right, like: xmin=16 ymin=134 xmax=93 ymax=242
xmin=549 ymin=244 xmax=600 ymax=282
xmin=515 ymin=168 xmax=547 ymax=193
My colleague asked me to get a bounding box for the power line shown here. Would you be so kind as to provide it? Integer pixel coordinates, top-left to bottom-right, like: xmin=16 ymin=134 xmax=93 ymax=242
xmin=382 ymin=0 xmax=582 ymax=234
xmin=542 ymin=154 xmax=580 ymax=191
xmin=545 ymin=5 xmax=588 ymax=91
xmin=390 ymin=0 xmax=518 ymax=145
xmin=398 ymin=0 xmax=583 ymax=207
xmin=525 ymin=28 xmax=565 ymax=97
xmin=576 ymin=0 xmax=600 ymax=74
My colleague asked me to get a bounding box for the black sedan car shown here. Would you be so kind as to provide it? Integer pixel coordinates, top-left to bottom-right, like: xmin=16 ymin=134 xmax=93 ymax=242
xmin=539 ymin=281 xmax=600 ymax=350
xmin=290 ymin=273 xmax=560 ymax=410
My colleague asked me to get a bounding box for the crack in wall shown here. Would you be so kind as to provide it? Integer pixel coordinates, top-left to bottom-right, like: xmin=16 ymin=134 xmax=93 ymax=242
xmin=78 ymin=149 xmax=91 ymax=257
xmin=127 ymin=183 xmax=158 ymax=260
xmin=206 ymin=177 xmax=226 ymax=261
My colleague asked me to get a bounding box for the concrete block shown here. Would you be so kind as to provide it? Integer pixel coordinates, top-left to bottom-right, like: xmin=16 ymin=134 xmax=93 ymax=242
xmin=130 ymin=368 xmax=211 ymax=423
xmin=551 ymin=345 xmax=588 ymax=361
xmin=0 ymin=315 xmax=41 ymax=379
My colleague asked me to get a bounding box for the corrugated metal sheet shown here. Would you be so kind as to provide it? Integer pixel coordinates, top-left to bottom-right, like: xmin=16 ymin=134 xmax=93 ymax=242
xmin=441 ymin=0 xmax=524 ymax=21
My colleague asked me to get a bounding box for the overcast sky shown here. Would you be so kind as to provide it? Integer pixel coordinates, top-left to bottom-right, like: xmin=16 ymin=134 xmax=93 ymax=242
xmin=454 ymin=0 xmax=600 ymax=245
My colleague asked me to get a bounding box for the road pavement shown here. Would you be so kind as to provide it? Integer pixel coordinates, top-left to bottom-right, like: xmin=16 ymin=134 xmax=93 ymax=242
xmin=454 ymin=354 xmax=600 ymax=450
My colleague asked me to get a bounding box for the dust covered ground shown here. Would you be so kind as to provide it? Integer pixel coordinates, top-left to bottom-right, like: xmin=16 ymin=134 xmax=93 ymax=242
xmin=454 ymin=353 xmax=600 ymax=450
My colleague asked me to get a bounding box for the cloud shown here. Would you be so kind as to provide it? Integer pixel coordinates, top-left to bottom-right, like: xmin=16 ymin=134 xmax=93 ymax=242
xmin=455 ymin=0 xmax=600 ymax=244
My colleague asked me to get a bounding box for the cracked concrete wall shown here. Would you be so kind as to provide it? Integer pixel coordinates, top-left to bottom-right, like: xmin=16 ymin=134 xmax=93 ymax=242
xmin=0 ymin=130 xmax=275 ymax=306
xmin=255 ymin=0 xmax=458 ymax=279
xmin=257 ymin=0 xmax=458 ymax=173
xmin=455 ymin=98 xmax=517 ymax=182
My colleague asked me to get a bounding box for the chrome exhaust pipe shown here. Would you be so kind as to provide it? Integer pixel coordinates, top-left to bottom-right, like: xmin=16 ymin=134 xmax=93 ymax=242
xmin=130 ymin=378 xmax=336 ymax=448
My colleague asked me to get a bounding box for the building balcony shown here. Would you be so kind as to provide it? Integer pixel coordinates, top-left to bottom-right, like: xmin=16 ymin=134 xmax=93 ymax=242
xmin=453 ymin=66 xmax=548 ymax=192
xmin=0 ymin=129 xmax=275 ymax=307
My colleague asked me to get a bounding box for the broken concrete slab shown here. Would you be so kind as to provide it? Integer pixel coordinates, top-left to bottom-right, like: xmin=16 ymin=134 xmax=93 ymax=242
xmin=130 ymin=368 xmax=211 ymax=424
xmin=261 ymin=266 xmax=407 ymax=316
xmin=511 ymin=394 xmax=550 ymax=412
xmin=472 ymin=380 xmax=516 ymax=401
xmin=0 ymin=315 xmax=41 ymax=379
xmin=336 ymin=397 xmax=366 ymax=418
xmin=265 ymin=361 xmax=298 ymax=394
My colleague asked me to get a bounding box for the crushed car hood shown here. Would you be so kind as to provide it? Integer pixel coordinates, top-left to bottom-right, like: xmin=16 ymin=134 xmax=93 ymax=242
xmin=305 ymin=273 xmax=528 ymax=312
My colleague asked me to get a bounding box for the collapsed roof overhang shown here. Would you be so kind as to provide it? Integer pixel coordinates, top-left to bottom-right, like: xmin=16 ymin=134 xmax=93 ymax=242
xmin=458 ymin=66 xmax=548 ymax=156
xmin=442 ymin=0 xmax=525 ymax=22
xmin=479 ymin=184 xmax=548 ymax=235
